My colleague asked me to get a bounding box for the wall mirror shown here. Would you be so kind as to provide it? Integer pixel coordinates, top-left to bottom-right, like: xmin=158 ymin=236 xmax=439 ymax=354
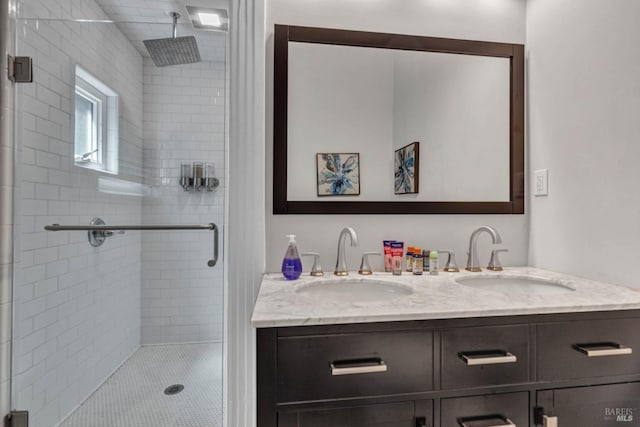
xmin=273 ymin=25 xmax=524 ymax=214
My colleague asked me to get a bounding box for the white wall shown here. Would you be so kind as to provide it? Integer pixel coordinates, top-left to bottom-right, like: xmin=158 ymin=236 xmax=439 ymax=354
xmin=266 ymin=0 xmax=528 ymax=273
xmin=526 ymin=0 xmax=640 ymax=288
xmin=141 ymin=58 xmax=226 ymax=344
xmin=12 ymin=2 xmax=143 ymax=425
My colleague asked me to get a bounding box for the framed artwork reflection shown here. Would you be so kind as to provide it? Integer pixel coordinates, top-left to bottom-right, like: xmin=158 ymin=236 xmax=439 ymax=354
xmin=316 ymin=153 xmax=360 ymax=196
xmin=395 ymin=142 xmax=419 ymax=194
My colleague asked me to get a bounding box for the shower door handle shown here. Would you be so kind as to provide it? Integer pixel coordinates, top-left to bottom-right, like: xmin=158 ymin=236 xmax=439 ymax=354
xmin=45 ymin=220 xmax=219 ymax=267
xmin=208 ymin=223 xmax=219 ymax=267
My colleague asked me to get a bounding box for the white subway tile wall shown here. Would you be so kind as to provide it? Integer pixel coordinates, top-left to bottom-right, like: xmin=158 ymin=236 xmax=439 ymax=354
xmin=13 ymin=1 xmax=143 ymax=426
xmin=141 ymin=58 xmax=225 ymax=344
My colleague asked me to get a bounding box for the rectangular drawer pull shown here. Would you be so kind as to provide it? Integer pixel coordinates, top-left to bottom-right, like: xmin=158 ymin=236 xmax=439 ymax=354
xmin=330 ymin=357 xmax=387 ymax=376
xmin=458 ymin=414 xmax=516 ymax=427
xmin=574 ymin=342 xmax=633 ymax=357
xmin=459 ymin=350 xmax=517 ymax=366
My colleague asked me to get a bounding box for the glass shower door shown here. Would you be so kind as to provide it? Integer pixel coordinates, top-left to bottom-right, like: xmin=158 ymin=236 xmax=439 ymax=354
xmin=11 ymin=1 xmax=227 ymax=426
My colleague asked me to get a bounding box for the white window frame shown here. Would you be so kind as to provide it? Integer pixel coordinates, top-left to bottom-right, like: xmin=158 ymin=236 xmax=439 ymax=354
xmin=74 ymin=66 xmax=119 ymax=174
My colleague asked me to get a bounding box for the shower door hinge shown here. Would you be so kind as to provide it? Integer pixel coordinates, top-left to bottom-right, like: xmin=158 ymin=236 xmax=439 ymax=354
xmin=7 ymin=55 xmax=33 ymax=83
xmin=8 ymin=410 xmax=29 ymax=427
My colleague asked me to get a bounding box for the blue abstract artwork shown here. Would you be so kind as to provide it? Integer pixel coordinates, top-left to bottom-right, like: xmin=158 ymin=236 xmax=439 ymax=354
xmin=395 ymin=142 xmax=419 ymax=194
xmin=316 ymin=153 xmax=360 ymax=196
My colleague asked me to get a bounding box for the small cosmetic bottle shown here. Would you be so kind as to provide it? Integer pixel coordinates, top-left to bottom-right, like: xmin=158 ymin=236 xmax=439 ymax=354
xmin=391 ymin=241 xmax=404 ymax=275
xmin=406 ymin=247 xmax=415 ymax=272
xmin=413 ymin=250 xmax=424 ymax=275
xmin=383 ymin=240 xmax=394 ymax=272
xmin=429 ymin=250 xmax=439 ymax=275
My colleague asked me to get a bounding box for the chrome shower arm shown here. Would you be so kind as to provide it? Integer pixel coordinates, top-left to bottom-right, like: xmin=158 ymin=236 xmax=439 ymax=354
xmin=170 ymin=11 xmax=179 ymax=39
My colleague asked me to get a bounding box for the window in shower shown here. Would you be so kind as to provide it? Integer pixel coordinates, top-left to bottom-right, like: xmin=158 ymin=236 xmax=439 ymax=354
xmin=74 ymin=65 xmax=119 ymax=174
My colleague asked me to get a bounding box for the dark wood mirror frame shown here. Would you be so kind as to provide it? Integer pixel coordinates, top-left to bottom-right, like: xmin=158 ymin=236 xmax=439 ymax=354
xmin=273 ymin=24 xmax=524 ymax=215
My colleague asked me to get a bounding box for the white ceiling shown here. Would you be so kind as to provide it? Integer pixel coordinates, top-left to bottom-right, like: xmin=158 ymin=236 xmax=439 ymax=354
xmin=94 ymin=0 xmax=229 ymax=62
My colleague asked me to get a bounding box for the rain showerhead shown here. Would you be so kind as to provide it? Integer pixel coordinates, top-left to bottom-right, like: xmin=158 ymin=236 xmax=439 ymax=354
xmin=144 ymin=12 xmax=201 ymax=67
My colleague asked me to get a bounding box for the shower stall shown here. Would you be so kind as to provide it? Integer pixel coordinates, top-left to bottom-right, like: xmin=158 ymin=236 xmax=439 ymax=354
xmin=6 ymin=0 xmax=229 ymax=425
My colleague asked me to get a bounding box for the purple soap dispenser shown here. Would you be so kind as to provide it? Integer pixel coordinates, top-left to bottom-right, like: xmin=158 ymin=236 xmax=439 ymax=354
xmin=281 ymin=234 xmax=302 ymax=280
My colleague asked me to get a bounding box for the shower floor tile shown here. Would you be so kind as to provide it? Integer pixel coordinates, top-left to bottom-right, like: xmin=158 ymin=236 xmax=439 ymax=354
xmin=60 ymin=343 xmax=223 ymax=427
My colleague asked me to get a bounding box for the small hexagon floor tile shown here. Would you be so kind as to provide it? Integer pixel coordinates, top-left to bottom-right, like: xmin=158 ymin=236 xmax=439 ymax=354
xmin=61 ymin=343 xmax=223 ymax=427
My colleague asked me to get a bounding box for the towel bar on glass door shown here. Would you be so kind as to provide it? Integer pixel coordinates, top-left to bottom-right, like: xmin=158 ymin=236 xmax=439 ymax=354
xmin=44 ymin=220 xmax=219 ymax=267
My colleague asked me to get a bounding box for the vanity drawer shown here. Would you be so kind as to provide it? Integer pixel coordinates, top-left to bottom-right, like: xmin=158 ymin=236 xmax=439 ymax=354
xmin=278 ymin=400 xmax=432 ymax=427
xmin=537 ymin=318 xmax=640 ymax=381
xmin=440 ymin=392 xmax=529 ymax=427
xmin=276 ymin=331 xmax=433 ymax=403
xmin=441 ymin=325 xmax=530 ymax=389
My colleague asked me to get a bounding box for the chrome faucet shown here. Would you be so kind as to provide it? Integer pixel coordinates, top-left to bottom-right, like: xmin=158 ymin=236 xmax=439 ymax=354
xmin=465 ymin=226 xmax=502 ymax=272
xmin=334 ymin=227 xmax=359 ymax=276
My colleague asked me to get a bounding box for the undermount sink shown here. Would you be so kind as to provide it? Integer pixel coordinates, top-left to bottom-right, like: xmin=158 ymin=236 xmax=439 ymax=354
xmin=297 ymin=279 xmax=413 ymax=302
xmin=455 ymin=275 xmax=575 ymax=295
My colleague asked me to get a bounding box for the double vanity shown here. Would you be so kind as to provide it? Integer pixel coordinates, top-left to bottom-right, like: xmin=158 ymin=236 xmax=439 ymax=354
xmin=263 ymin=22 xmax=640 ymax=427
xmin=252 ymin=269 xmax=640 ymax=427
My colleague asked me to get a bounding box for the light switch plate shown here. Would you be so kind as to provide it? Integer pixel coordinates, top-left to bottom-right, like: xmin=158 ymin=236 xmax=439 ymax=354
xmin=534 ymin=169 xmax=548 ymax=196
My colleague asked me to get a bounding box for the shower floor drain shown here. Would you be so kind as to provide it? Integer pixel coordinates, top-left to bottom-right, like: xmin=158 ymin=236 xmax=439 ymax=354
xmin=164 ymin=384 xmax=184 ymax=395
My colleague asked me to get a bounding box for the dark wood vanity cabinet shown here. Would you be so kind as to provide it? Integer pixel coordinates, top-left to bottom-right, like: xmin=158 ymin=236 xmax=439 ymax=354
xmin=257 ymin=311 xmax=640 ymax=427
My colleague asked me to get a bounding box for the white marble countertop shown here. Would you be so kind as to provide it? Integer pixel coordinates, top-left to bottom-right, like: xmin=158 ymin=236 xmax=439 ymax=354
xmin=251 ymin=267 xmax=640 ymax=328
